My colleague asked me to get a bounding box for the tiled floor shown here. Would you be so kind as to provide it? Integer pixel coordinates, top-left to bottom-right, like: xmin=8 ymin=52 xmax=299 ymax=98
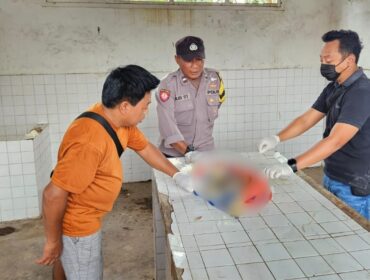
xmin=152 ymin=152 xmax=370 ymax=280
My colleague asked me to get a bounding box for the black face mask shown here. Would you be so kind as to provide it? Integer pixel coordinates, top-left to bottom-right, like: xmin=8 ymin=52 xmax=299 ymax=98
xmin=320 ymin=64 xmax=340 ymax=81
xmin=320 ymin=57 xmax=348 ymax=81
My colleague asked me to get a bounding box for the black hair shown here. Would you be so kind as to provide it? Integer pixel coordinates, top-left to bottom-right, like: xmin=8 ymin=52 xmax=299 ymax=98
xmin=102 ymin=65 xmax=160 ymax=107
xmin=322 ymin=30 xmax=363 ymax=63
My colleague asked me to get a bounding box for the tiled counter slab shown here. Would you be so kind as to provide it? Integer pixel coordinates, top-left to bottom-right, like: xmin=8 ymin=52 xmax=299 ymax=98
xmin=152 ymin=152 xmax=370 ymax=280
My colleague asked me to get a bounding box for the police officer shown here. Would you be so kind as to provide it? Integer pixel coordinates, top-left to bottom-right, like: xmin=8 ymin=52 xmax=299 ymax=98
xmin=156 ymin=36 xmax=225 ymax=158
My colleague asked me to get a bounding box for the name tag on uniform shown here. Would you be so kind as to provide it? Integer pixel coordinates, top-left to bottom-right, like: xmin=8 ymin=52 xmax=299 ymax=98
xmin=175 ymin=94 xmax=189 ymax=101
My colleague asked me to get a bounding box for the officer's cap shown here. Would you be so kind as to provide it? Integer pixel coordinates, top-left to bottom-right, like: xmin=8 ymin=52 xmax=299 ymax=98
xmin=175 ymin=36 xmax=205 ymax=61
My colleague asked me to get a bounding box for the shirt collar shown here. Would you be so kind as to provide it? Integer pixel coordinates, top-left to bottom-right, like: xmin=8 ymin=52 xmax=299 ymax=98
xmin=178 ymin=68 xmax=207 ymax=85
xmin=341 ymin=67 xmax=364 ymax=88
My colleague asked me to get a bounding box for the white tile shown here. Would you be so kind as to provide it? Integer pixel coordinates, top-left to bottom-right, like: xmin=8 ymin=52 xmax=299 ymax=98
xmin=10 ymin=175 xmax=24 ymax=187
xmin=26 ymin=196 xmax=39 ymax=208
xmin=200 ymin=249 xmax=234 ymax=267
xmin=0 ymin=188 xmax=12 ymax=199
xmin=20 ymin=140 xmax=33 ymax=152
xmin=297 ymin=223 xmax=327 ymax=237
xmin=207 ymin=266 xmax=242 ymax=280
xmin=27 ymin=207 xmax=40 ymax=218
xmin=334 ymin=235 xmax=370 ymax=252
xmin=190 ymin=268 xmax=208 ymax=280
xmin=296 ymin=256 xmax=334 ymax=277
xmin=0 ymin=176 xmax=11 ymax=187
xmin=0 ymin=154 xmax=9 ymax=165
xmin=229 ymin=245 xmax=262 ymax=264
xmin=309 ymin=210 xmax=339 ymax=223
xmin=321 ymin=221 xmax=352 ymax=235
xmin=309 ymin=275 xmax=341 ymax=280
xmin=271 ymin=226 xmax=305 ymax=242
xmin=195 ymin=233 xmax=223 ymax=247
xmin=339 ymin=270 xmax=370 ymax=280
xmin=277 ymin=202 xmax=305 ymax=214
xmin=0 ymin=199 xmax=13 ymax=210
xmin=286 ymin=212 xmax=314 ymax=225
xmin=216 ymin=219 xmax=243 ymax=232
xmin=21 ymin=151 xmax=34 ymax=163
xmin=8 ymin=153 xmax=21 ymax=164
xmin=181 ymin=235 xmax=198 ymax=252
xmin=237 ymin=262 xmax=274 ymax=280
xmin=256 ymin=242 xmax=291 ymax=261
xmin=350 ymin=250 xmax=370 ymax=269
xmin=187 ymin=252 xmax=204 ymax=269
xmin=239 ymin=217 xmax=267 ymax=231
xmin=0 ymin=165 xmax=9 ymax=176
xmin=11 ymin=187 xmax=25 ymax=198
xmin=13 ymin=208 xmax=26 ymax=219
xmin=310 ymin=238 xmax=345 ymax=255
xmin=263 ymin=214 xmax=291 ymax=227
xmin=221 ymin=231 xmax=250 ymax=244
xmin=323 ymin=253 xmax=363 ymax=273
xmin=9 ymin=164 xmax=22 ymax=176
xmin=284 ymin=240 xmax=319 ymax=258
xmin=267 ymin=259 xmax=305 ymax=280
xmin=1 ymin=209 xmax=14 ymax=221
xmin=6 ymin=141 xmax=20 ymax=152
xmin=22 ymin=163 xmax=35 ymax=175
xmin=247 ymin=227 xmax=277 ymax=243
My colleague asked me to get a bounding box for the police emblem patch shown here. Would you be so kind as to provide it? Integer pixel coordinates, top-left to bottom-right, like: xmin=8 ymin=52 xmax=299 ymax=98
xmin=189 ymin=43 xmax=198 ymax=51
xmin=159 ymin=89 xmax=170 ymax=102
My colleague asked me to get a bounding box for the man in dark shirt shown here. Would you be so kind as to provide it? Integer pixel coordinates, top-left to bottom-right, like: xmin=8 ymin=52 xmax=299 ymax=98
xmin=258 ymin=30 xmax=370 ymax=219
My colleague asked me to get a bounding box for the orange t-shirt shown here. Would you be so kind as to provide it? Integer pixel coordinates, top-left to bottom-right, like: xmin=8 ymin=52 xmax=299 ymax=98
xmin=52 ymin=103 xmax=148 ymax=237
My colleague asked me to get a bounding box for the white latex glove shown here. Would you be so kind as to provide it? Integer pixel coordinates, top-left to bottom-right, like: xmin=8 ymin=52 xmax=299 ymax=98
xmin=173 ymin=171 xmax=194 ymax=193
xmin=264 ymin=164 xmax=294 ymax=179
xmin=258 ymin=135 xmax=280 ymax=154
xmin=184 ymin=151 xmax=202 ymax=164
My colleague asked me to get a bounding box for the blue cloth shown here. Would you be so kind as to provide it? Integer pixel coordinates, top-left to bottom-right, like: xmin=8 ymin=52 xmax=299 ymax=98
xmin=312 ymin=68 xmax=370 ymax=195
xmin=323 ymin=174 xmax=370 ymax=220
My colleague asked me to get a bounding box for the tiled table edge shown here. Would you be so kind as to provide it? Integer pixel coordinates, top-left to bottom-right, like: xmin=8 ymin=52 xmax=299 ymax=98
xmin=152 ymin=152 xmax=370 ymax=280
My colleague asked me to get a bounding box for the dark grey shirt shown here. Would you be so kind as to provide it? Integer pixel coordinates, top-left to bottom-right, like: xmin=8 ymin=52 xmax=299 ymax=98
xmin=312 ymin=68 xmax=370 ymax=194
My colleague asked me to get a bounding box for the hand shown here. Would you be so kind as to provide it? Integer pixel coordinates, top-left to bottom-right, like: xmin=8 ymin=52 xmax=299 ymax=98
xmin=184 ymin=151 xmax=202 ymax=164
xmin=258 ymin=135 xmax=280 ymax=153
xmin=173 ymin=171 xmax=194 ymax=193
xmin=36 ymin=240 xmax=62 ymax=266
xmin=264 ymin=164 xmax=294 ymax=179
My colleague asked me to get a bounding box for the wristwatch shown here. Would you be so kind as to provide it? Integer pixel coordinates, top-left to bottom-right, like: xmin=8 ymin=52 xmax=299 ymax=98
xmin=287 ymin=158 xmax=298 ymax=173
xmin=185 ymin=144 xmax=195 ymax=154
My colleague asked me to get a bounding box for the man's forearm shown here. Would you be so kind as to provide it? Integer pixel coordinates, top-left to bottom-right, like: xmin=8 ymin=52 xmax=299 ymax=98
xmin=138 ymin=143 xmax=179 ymax=177
xmin=42 ymin=182 xmax=68 ymax=243
xmin=278 ymin=109 xmax=325 ymax=142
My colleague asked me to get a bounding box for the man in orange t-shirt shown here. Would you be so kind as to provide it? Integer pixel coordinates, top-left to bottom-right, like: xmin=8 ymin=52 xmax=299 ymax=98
xmin=36 ymin=65 xmax=192 ymax=280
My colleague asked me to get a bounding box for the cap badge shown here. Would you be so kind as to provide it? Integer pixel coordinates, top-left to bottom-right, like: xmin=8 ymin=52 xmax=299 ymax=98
xmin=189 ymin=43 xmax=198 ymax=51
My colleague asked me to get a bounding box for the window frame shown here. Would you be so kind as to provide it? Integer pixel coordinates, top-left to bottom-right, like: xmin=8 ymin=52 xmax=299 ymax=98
xmin=44 ymin=0 xmax=283 ymax=10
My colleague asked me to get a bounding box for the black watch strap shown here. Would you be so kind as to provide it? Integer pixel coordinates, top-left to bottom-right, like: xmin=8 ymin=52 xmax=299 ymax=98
xmin=185 ymin=144 xmax=195 ymax=154
xmin=287 ymin=158 xmax=298 ymax=173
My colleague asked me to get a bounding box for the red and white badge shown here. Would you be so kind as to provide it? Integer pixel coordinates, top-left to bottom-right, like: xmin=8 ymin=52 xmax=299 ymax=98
xmin=159 ymin=89 xmax=170 ymax=102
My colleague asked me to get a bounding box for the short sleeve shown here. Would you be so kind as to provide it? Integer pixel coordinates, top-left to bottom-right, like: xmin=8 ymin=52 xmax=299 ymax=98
xmin=126 ymin=126 xmax=148 ymax=151
xmin=156 ymin=79 xmax=185 ymax=147
xmin=312 ymin=83 xmax=332 ymax=114
xmin=337 ymin=86 xmax=370 ymax=128
xmin=52 ymin=142 xmax=102 ymax=194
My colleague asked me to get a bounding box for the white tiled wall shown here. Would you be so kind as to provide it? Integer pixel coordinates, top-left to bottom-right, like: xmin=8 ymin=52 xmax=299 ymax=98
xmin=0 ymin=125 xmax=51 ymax=221
xmin=0 ymin=68 xmax=329 ymax=183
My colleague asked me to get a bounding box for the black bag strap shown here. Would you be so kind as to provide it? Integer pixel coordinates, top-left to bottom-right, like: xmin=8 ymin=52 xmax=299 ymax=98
xmin=77 ymin=111 xmax=124 ymax=157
